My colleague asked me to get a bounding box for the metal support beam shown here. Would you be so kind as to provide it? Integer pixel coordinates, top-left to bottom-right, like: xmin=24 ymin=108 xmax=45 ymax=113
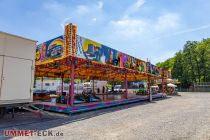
xmin=161 ymin=76 xmax=164 ymax=93
xmin=92 ymin=79 xmax=95 ymax=94
xmin=70 ymin=61 xmax=75 ymax=106
xmin=148 ymin=75 xmax=152 ymax=102
xmin=61 ymin=74 xmax=64 ymax=94
xmin=41 ymin=77 xmax=44 ymax=91
xmin=161 ymin=69 xmax=164 ymax=93
xmin=125 ymin=72 xmax=128 ymax=99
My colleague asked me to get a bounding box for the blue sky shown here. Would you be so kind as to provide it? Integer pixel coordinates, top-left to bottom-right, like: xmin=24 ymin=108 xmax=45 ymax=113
xmin=1 ymin=0 xmax=210 ymax=64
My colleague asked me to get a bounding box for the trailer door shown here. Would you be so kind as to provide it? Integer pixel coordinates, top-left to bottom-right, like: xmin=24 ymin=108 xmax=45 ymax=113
xmin=0 ymin=56 xmax=33 ymax=101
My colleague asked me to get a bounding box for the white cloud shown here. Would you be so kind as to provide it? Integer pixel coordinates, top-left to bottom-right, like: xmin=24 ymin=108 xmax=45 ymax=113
xmin=97 ymin=11 xmax=182 ymax=64
xmin=43 ymin=1 xmax=104 ymax=30
xmin=92 ymin=18 xmax=97 ymax=21
xmin=109 ymin=12 xmax=181 ymax=39
xmin=60 ymin=18 xmax=71 ymax=29
xmin=41 ymin=1 xmax=182 ymax=64
xmin=154 ymin=13 xmax=180 ymax=32
xmin=76 ymin=5 xmax=90 ymax=15
xmin=125 ymin=0 xmax=145 ymax=16
xmin=43 ymin=1 xmax=65 ymax=10
xmin=112 ymin=0 xmax=181 ymax=40
xmin=98 ymin=1 xmax=103 ymax=10
xmin=110 ymin=17 xmax=148 ymax=38
xmin=153 ymin=23 xmax=210 ymax=40
xmin=174 ymin=24 xmax=210 ymax=35
xmin=74 ymin=1 xmax=103 ymax=16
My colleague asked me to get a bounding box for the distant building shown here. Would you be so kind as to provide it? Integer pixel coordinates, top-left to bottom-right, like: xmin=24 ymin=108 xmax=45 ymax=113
xmin=35 ymin=79 xmax=107 ymax=94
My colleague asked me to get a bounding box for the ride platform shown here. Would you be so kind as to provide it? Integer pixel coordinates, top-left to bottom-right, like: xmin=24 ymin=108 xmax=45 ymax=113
xmin=33 ymin=93 xmax=165 ymax=114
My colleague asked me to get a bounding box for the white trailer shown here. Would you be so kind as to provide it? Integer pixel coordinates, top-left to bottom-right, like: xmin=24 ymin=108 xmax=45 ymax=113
xmin=0 ymin=31 xmax=36 ymax=117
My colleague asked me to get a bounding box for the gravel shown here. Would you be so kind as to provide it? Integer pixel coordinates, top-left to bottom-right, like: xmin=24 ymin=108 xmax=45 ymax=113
xmin=2 ymin=92 xmax=210 ymax=140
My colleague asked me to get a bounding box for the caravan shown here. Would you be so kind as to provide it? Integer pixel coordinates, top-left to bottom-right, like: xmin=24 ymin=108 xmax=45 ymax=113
xmin=0 ymin=32 xmax=36 ymax=117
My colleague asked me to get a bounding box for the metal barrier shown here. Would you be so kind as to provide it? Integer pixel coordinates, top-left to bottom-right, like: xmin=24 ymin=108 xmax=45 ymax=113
xmin=177 ymin=88 xmax=210 ymax=92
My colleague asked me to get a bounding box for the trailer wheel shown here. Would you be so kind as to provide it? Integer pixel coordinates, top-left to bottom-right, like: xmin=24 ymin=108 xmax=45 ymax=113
xmin=0 ymin=107 xmax=6 ymax=118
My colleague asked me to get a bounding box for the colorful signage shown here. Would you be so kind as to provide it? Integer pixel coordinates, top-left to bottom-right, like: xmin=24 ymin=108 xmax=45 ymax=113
xmin=76 ymin=35 xmax=148 ymax=73
xmin=72 ymin=24 xmax=77 ymax=56
xmin=36 ymin=23 xmax=169 ymax=77
xmin=64 ymin=23 xmax=77 ymax=56
xmin=36 ymin=36 xmax=64 ymax=62
xmin=64 ymin=24 xmax=71 ymax=57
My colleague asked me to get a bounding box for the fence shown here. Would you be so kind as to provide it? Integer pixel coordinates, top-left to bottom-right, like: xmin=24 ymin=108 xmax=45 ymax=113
xmin=178 ymin=82 xmax=210 ymax=92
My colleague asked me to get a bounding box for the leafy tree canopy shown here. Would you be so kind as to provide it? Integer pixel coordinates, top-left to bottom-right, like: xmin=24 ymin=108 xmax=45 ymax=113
xmin=156 ymin=38 xmax=210 ymax=87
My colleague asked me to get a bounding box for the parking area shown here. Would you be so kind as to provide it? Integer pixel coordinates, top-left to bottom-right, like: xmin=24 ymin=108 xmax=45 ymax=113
xmin=1 ymin=92 xmax=210 ymax=140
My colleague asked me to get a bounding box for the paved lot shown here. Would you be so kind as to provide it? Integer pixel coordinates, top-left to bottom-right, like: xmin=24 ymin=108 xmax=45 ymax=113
xmin=1 ymin=92 xmax=210 ymax=140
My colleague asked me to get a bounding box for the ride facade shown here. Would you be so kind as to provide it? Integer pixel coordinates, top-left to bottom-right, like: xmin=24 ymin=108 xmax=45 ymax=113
xmin=34 ymin=23 xmax=171 ymax=114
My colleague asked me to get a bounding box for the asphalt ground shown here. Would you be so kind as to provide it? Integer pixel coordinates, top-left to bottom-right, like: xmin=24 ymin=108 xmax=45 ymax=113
xmin=1 ymin=92 xmax=210 ymax=140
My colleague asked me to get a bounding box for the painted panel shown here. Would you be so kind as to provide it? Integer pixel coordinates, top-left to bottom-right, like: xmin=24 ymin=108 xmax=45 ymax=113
xmin=35 ymin=22 xmax=168 ymax=77
xmin=36 ymin=34 xmax=164 ymax=76
xmin=36 ymin=36 xmax=64 ymax=62
xmin=76 ymin=35 xmax=148 ymax=73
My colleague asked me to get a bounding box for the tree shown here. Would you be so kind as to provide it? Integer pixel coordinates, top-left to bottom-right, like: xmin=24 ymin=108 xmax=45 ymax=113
xmin=156 ymin=57 xmax=175 ymax=70
xmin=157 ymin=38 xmax=210 ymax=88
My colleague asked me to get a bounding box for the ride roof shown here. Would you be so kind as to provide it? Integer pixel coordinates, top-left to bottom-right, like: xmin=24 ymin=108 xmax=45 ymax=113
xmin=35 ymin=24 xmax=171 ymax=81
